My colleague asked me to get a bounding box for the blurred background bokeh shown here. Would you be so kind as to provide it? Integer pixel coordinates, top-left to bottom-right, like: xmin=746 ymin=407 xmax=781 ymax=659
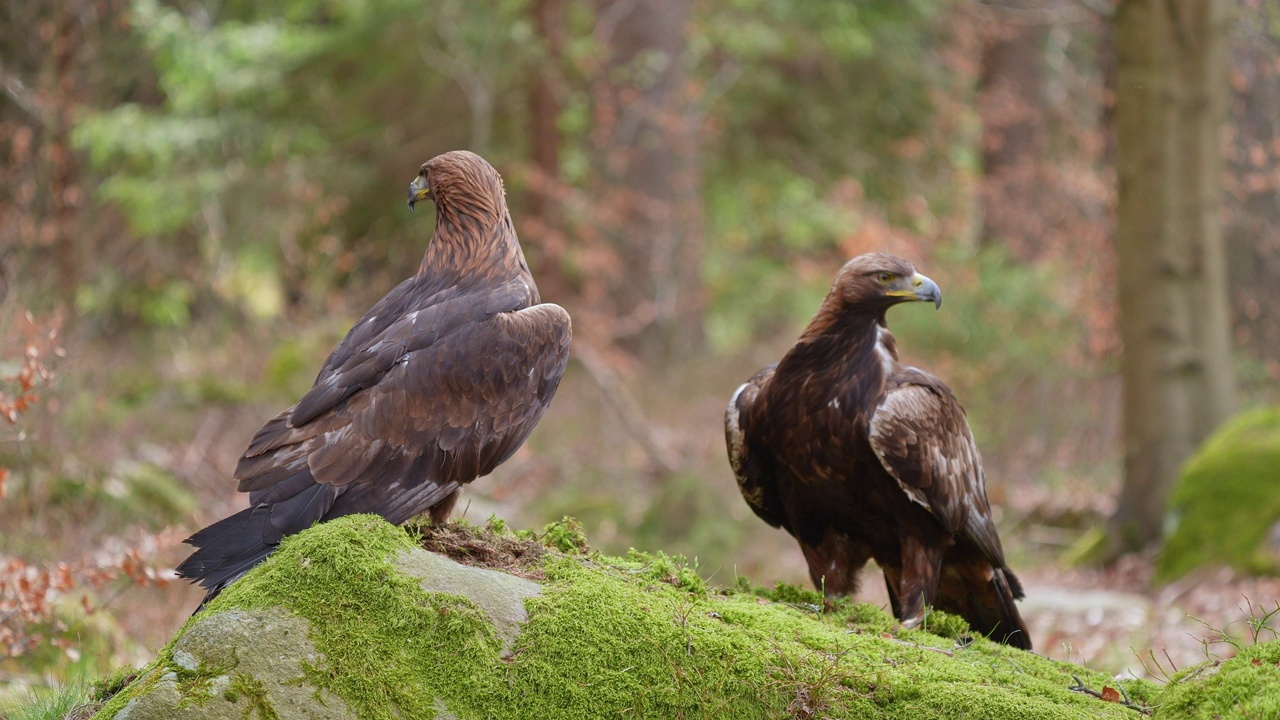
xmin=3 ymin=0 xmax=1279 ymax=702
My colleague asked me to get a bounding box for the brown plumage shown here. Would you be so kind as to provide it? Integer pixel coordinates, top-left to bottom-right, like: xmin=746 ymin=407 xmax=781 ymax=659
xmin=177 ymin=151 xmax=571 ymax=605
xmin=725 ymin=253 xmax=1030 ymax=649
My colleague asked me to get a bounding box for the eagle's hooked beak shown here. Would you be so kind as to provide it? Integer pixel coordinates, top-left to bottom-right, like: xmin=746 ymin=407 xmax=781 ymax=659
xmin=912 ymin=273 xmax=942 ymax=309
xmin=407 ymin=174 xmax=431 ymax=213
xmin=887 ymin=272 xmax=942 ymax=309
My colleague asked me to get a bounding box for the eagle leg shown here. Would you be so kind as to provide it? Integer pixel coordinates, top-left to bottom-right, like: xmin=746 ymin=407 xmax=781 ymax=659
xmin=427 ymin=489 xmax=461 ymax=525
xmin=799 ymin=529 xmax=870 ymax=598
xmin=894 ymin=532 xmax=945 ymax=628
xmin=881 ymin=566 xmax=904 ymax=619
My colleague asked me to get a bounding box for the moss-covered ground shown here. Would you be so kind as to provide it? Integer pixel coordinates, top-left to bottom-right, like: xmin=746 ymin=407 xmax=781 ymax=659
xmin=1159 ymin=404 xmax=1280 ymax=581
xmin=83 ymin=515 xmax=1280 ymax=719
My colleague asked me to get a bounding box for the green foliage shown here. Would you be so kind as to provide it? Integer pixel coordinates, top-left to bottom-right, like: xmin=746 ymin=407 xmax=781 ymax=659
xmin=541 ymin=516 xmax=589 ymax=554
xmin=1157 ymin=405 xmax=1280 ymax=581
xmin=699 ymin=0 xmax=953 ymax=350
xmin=890 ymin=245 xmax=1087 ymax=467
xmin=260 ymin=322 xmax=352 ymax=403
xmin=632 ymin=472 xmax=749 ymax=562
xmin=703 ymin=167 xmax=860 ymax=350
xmin=116 ymin=462 xmax=201 ymax=525
xmin=892 ymin=246 xmax=1071 ymax=369
xmin=0 ymin=677 xmax=94 ymax=720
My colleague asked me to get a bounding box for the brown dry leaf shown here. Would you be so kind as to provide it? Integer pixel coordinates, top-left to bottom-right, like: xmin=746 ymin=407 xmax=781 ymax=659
xmin=1101 ymin=687 xmax=1120 ymax=703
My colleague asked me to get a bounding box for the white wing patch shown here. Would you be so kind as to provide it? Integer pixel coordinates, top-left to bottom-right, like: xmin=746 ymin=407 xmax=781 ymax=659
xmin=725 ymin=382 xmax=749 ymax=478
xmin=874 ymin=326 xmax=895 ymax=376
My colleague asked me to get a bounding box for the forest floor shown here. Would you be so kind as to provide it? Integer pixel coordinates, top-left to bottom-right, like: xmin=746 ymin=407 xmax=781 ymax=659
xmin=991 ymin=485 xmax=1278 ymax=679
xmin=1019 ymin=559 xmax=1280 ymax=679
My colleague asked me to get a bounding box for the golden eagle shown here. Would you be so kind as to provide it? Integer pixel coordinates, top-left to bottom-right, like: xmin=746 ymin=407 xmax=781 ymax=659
xmin=725 ymin=253 xmax=1030 ymax=649
xmin=177 ymin=151 xmax=572 ymax=604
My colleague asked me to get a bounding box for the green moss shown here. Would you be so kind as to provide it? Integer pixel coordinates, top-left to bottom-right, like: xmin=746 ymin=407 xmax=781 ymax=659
xmin=1152 ymin=640 xmax=1280 ymax=718
xmin=760 ymin=581 xmax=825 ymax=607
xmin=226 ymin=674 xmax=280 ymax=720
xmin=1158 ymin=405 xmax=1280 ymax=581
xmin=90 ymin=667 xmax=139 ymax=703
xmin=99 ymin=516 xmax=1169 ymax=719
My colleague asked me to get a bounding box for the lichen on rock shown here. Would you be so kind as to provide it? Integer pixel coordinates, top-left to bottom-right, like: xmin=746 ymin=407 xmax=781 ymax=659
xmin=110 ymin=608 xmax=351 ymax=720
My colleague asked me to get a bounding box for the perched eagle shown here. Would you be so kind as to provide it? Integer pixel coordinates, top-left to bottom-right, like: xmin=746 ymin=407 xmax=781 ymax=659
xmin=725 ymin=253 xmax=1030 ymax=649
xmin=176 ymin=150 xmax=572 ymax=605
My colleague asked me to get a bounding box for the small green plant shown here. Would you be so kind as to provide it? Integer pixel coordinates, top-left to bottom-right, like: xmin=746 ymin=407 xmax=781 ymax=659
xmin=1239 ymin=597 xmax=1280 ymax=646
xmin=1136 ymin=594 xmax=1280 ymax=675
xmin=540 ymin=516 xmax=589 ymax=554
xmin=1189 ymin=596 xmax=1280 ymax=662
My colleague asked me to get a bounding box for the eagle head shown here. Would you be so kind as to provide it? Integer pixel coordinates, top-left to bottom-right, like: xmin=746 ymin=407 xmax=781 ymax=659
xmin=407 ymin=150 xmax=506 ymax=218
xmin=831 ymin=253 xmax=942 ymax=312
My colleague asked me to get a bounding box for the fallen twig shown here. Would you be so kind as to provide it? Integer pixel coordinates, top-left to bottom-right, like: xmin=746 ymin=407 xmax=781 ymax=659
xmin=1068 ymin=675 xmax=1151 ymax=715
xmin=884 ymin=637 xmax=955 ymax=657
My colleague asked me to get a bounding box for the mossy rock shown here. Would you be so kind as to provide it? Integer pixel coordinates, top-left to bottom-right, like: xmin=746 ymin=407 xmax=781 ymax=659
xmin=1158 ymin=405 xmax=1280 ymax=582
xmin=84 ymin=514 xmax=1278 ymax=719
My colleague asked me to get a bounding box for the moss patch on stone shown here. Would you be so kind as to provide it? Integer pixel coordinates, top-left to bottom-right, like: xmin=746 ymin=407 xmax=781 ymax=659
xmin=1158 ymin=405 xmax=1280 ymax=581
xmin=104 ymin=514 xmax=1280 ymax=719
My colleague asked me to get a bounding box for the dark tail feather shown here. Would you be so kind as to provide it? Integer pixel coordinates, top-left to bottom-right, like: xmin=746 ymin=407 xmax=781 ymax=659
xmin=967 ymin=568 xmax=1032 ymax=650
xmin=936 ymin=560 xmax=1032 ymax=650
xmin=176 ymin=506 xmax=280 ymax=613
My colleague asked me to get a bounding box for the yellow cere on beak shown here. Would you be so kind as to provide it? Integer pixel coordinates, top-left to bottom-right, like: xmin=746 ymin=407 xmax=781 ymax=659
xmin=912 ymin=273 xmax=942 ymax=309
xmin=407 ymin=175 xmax=431 ymax=212
xmin=885 ymin=272 xmax=942 ymax=309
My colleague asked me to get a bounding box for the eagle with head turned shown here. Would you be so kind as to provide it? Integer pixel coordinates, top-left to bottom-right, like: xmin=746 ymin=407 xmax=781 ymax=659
xmin=177 ymin=150 xmax=572 ymax=607
xmin=725 ymin=253 xmax=1030 ymax=649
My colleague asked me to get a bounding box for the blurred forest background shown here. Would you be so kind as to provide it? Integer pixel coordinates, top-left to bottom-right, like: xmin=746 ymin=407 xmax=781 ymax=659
xmin=3 ymin=0 xmax=1280 ymax=704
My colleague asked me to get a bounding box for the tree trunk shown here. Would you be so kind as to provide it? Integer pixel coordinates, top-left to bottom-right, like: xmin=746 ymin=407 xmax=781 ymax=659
xmin=977 ymin=7 xmax=1048 ymax=261
xmin=595 ymin=0 xmax=703 ymax=361
xmin=1107 ymin=0 xmax=1235 ymax=556
xmin=529 ymin=0 xmax=564 ymax=227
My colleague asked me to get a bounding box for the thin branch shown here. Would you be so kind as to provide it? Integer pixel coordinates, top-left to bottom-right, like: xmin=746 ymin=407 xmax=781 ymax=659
xmin=1068 ymin=675 xmax=1152 ymax=715
xmin=884 ymin=637 xmax=956 ymax=657
xmin=972 ymin=0 xmax=1101 ymax=25
xmin=571 ymin=341 xmax=677 ymax=476
xmin=0 ymin=61 xmax=43 ymax=122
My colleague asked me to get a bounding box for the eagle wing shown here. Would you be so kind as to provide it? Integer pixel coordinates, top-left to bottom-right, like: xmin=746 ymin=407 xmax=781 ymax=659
xmin=725 ymin=365 xmax=791 ymax=531
xmin=867 ymin=373 xmax=1007 ymax=566
xmin=233 ymin=280 xmax=571 ymax=537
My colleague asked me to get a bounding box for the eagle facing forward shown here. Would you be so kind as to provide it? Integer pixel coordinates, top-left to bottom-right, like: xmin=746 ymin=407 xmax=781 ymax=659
xmin=177 ymin=151 xmax=572 ymax=606
xmin=725 ymin=253 xmax=1030 ymax=649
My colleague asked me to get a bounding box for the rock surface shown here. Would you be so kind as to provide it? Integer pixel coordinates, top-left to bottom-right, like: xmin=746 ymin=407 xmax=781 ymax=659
xmin=113 ymin=609 xmax=351 ymax=720
xmin=393 ymin=548 xmax=540 ymax=655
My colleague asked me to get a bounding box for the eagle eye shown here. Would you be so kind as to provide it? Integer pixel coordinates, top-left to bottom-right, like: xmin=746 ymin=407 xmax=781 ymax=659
xmin=876 ymin=272 xmax=894 ymax=285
